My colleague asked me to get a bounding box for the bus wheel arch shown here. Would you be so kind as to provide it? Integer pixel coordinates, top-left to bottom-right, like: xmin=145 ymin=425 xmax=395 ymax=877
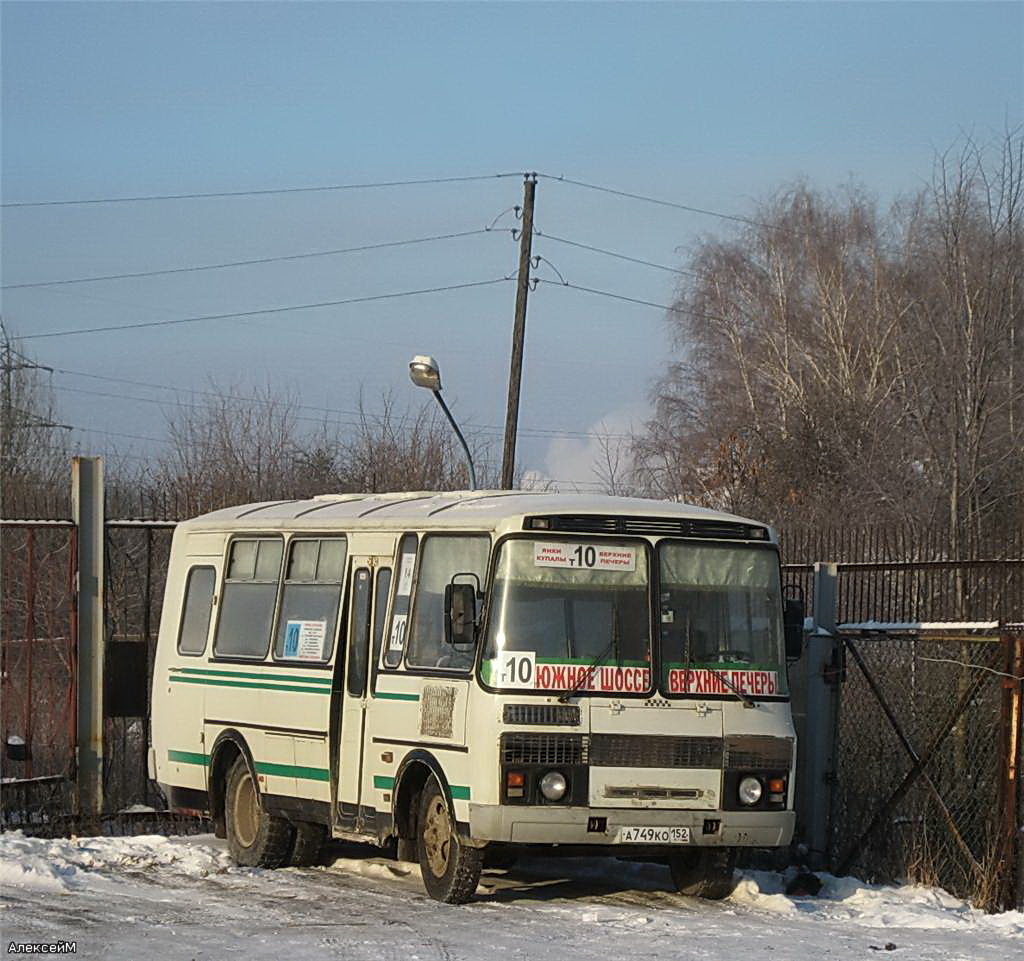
xmin=208 ymin=730 xmax=257 ymax=840
xmin=393 ymin=752 xmax=447 ymax=846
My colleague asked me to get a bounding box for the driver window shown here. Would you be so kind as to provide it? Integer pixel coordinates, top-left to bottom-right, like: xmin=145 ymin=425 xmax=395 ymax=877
xmin=405 ymin=534 xmax=489 ymax=672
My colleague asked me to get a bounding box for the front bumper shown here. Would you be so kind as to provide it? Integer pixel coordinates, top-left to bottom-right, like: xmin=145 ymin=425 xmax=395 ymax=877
xmin=468 ymin=804 xmax=794 ymax=847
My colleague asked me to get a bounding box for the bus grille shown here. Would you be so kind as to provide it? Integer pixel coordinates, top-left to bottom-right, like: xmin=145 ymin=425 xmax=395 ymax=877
xmin=502 ymin=704 xmax=581 ymax=727
xmin=501 ymin=733 xmax=588 ymax=766
xmin=724 ymin=736 xmax=793 ymax=770
xmin=590 ymin=734 xmax=723 ymax=769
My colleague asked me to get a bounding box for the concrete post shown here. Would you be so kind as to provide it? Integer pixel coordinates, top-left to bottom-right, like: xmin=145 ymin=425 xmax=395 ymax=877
xmin=73 ymin=456 xmax=104 ymax=815
xmin=793 ymin=562 xmax=841 ymax=870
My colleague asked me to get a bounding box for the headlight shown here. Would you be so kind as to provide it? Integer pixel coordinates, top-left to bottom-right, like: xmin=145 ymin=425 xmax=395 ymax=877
xmin=539 ymin=770 xmax=567 ymax=801
xmin=738 ymin=776 xmax=763 ymax=805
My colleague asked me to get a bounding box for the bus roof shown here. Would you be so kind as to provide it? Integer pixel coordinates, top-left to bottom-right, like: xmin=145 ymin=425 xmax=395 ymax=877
xmin=176 ymin=490 xmax=773 ymax=539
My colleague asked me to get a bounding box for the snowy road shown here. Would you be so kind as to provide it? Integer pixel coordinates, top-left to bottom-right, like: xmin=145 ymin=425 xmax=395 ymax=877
xmin=1 ymin=833 xmax=1022 ymax=960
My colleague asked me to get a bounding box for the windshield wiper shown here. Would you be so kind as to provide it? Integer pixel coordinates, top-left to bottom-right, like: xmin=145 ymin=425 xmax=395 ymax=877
xmin=557 ymin=603 xmax=621 ymax=703
xmin=705 ymin=666 xmax=756 ymax=709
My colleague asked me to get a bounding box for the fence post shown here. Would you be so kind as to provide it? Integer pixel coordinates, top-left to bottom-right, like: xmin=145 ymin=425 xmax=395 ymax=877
xmin=794 ymin=562 xmax=841 ymax=870
xmin=72 ymin=456 xmax=104 ymax=816
xmin=1005 ymin=628 xmax=1024 ymax=911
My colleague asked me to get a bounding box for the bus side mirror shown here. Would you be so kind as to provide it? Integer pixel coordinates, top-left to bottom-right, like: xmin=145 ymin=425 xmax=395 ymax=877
xmin=784 ymin=598 xmax=805 ymax=660
xmin=444 ymin=581 xmax=478 ymax=647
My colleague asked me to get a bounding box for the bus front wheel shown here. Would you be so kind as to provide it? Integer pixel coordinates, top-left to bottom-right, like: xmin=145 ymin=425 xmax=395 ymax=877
xmin=668 ymin=848 xmax=737 ymax=900
xmin=225 ymin=756 xmax=293 ymax=868
xmin=416 ymin=778 xmax=482 ymax=904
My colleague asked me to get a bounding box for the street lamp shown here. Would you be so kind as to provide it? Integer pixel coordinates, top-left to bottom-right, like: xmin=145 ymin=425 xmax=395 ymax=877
xmin=408 ymin=354 xmax=477 ymax=491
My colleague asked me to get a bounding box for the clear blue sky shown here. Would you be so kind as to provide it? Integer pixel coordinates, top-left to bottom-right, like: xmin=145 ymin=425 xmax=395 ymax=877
xmin=3 ymin=1 xmax=1021 ymax=487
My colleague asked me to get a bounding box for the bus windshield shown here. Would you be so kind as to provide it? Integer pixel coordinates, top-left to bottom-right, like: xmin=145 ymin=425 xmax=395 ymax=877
xmin=481 ymin=538 xmax=652 ymax=695
xmin=658 ymin=542 xmax=787 ymax=698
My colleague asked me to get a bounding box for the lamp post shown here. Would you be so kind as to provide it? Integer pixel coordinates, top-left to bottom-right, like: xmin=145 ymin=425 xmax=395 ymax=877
xmin=408 ymin=354 xmax=477 ymax=491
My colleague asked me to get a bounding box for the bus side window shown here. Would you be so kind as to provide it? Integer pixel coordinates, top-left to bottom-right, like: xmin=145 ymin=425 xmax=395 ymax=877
xmin=406 ymin=534 xmax=490 ymax=672
xmin=370 ymin=567 xmax=392 ymax=692
xmin=177 ymin=566 xmax=216 ymax=656
xmin=274 ymin=537 xmax=347 ymax=663
xmin=214 ymin=538 xmax=283 ymax=659
xmin=383 ymin=534 xmax=417 ymax=669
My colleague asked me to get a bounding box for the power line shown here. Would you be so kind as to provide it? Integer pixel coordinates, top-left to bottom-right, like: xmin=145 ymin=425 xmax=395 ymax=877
xmin=51 ymin=373 xmax=635 ymax=443
xmin=1 ymin=172 xmax=529 ymax=209
xmin=536 ymin=173 xmax=782 ymax=233
xmin=533 ymin=229 xmax=696 ymax=276
xmin=1 ymin=229 xmax=508 ymax=290
xmin=537 ymin=278 xmax=732 ymax=326
xmin=536 ymin=279 xmax=683 ymax=315
xmin=18 ymin=278 xmax=512 ymax=340
xmin=68 ymin=424 xmax=170 ymax=445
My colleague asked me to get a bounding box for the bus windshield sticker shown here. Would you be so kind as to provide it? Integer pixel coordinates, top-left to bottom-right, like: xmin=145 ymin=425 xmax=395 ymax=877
xmin=495 ymin=651 xmax=536 ymax=688
xmin=284 ymin=619 xmax=327 ymax=661
xmin=533 ymin=543 xmax=637 ymax=572
xmin=388 ymin=613 xmax=408 ymax=652
xmin=667 ymin=668 xmax=779 ymax=697
xmin=397 ymin=553 xmax=416 ymax=595
xmin=485 ymin=657 xmax=651 ymax=693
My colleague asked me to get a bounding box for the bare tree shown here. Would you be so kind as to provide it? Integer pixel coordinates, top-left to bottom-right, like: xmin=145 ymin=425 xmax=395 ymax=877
xmin=145 ymin=382 xmax=496 ymax=517
xmin=591 ymin=422 xmax=637 ymax=497
xmin=633 ymin=131 xmax=1023 ymax=540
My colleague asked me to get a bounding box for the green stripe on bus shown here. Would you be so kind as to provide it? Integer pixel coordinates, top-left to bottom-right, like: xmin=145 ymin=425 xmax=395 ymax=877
xmin=255 ymin=761 xmax=329 ymax=782
xmin=374 ymin=691 xmax=420 ymax=702
xmin=169 ymin=675 xmax=330 ymax=695
xmin=171 ymin=667 xmax=332 ymax=685
xmin=372 ymin=774 xmax=469 ymax=800
xmin=168 ymin=750 xmax=328 ymax=783
xmin=168 ymin=749 xmax=210 ymax=766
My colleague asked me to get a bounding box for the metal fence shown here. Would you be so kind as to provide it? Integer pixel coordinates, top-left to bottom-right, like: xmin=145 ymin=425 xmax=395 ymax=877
xmin=828 ymin=629 xmax=1022 ymax=911
xmin=1 ymin=522 xmax=76 ymax=800
xmin=103 ymin=522 xmax=174 ymax=813
xmin=780 ymin=523 xmax=1024 ymax=623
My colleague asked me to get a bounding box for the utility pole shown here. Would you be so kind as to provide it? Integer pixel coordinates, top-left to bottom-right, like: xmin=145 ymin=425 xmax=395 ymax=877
xmin=1 ymin=321 xmax=13 ymax=484
xmin=500 ymin=173 xmax=537 ymax=490
xmin=0 ymin=319 xmax=67 ymax=499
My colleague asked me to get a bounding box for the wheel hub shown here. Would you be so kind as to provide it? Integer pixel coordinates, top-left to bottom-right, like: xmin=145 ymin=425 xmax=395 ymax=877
xmin=233 ymin=770 xmax=259 ymax=847
xmin=423 ymin=796 xmax=452 ymax=877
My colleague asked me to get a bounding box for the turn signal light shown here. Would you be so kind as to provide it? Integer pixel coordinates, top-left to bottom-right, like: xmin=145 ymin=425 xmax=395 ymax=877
xmin=768 ymin=778 xmax=786 ymax=794
xmin=506 ymin=770 xmax=525 ymax=799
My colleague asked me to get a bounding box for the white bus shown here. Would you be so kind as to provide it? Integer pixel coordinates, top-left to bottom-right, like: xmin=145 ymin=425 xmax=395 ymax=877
xmin=151 ymin=491 xmax=803 ymax=903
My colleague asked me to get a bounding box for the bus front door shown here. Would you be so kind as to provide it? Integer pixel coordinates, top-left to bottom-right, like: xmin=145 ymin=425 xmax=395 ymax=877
xmin=336 ymin=557 xmax=392 ymax=834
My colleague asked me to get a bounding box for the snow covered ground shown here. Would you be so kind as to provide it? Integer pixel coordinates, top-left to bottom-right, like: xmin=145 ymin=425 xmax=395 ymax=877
xmin=1 ymin=831 xmax=1021 ymax=960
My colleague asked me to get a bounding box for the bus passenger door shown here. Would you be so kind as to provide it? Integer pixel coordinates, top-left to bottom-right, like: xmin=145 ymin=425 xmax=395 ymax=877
xmin=337 ymin=557 xmax=391 ymax=831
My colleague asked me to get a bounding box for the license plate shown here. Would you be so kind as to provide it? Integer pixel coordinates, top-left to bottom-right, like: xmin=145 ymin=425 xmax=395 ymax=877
xmin=615 ymin=826 xmax=691 ymax=844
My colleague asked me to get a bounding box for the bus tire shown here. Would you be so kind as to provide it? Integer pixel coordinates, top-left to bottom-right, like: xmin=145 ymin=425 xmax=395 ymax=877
xmin=287 ymin=821 xmax=327 ymax=867
xmin=225 ymin=756 xmax=293 ymax=868
xmin=416 ymin=778 xmax=482 ymax=904
xmin=669 ymin=848 xmax=737 ymax=900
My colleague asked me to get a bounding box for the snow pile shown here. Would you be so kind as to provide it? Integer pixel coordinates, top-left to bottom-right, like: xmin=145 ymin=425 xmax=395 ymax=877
xmin=0 ymin=831 xmax=234 ymax=892
xmin=731 ymin=869 xmax=1024 ymax=935
xmin=729 ymin=872 xmax=798 ymax=914
xmin=321 ymin=856 xmax=421 ymax=883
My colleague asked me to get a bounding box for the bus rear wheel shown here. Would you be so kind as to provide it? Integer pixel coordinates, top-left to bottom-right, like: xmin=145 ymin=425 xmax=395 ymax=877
xmin=416 ymin=779 xmax=482 ymax=904
xmin=287 ymin=821 xmax=327 ymax=867
xmin=225 ymin=756 xmax=293 ymax=868
xmin=668 ymin=848 xmax=737 ymax=900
